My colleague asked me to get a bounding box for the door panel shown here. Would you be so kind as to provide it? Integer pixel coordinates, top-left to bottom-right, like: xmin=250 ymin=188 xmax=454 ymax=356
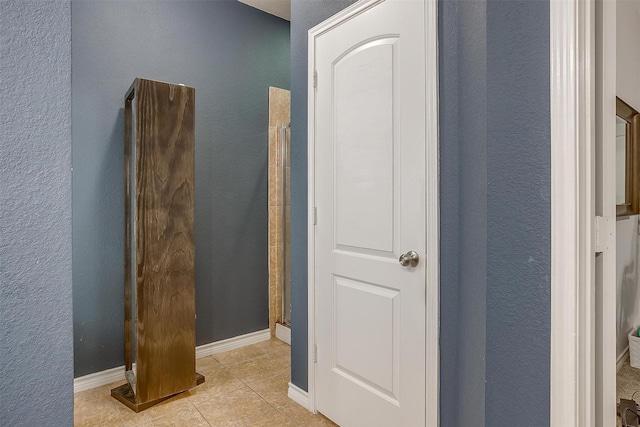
xmin=334 ymin=38 xmax=398 ymax=254
xmin=313 ymin=0 xmax=427 ymax=425
xmin=334 ymin=275 xmax=400 ymax=399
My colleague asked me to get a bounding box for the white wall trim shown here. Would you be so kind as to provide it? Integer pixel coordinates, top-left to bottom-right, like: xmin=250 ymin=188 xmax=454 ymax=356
xmin=275 ymin=323 xmax=291 ymax=345
xmin=307 ymin=0 xmax=439 ymax=424
xmin=73 ymin=365 xmax=127 ymax=394
xmin=307 ymin=8 xmax=319 ymax=413
xmin=73 ymin=328 xmax=270 ymax=393
xmin=195 ymin=328 xmax=270 ymax=359
xmin=593 ymin=0 xmax=618 ymax=423
xmin=550 ymin=0 xmax=619 ymax=425
xmin=618 ymin=347 xmax=630 ymax=373
xmin=549 ymin=0 xmax=594 ymax=425
xmin=424 ymin=0 xmax=440 ymax=424
xmin=550 ymin=0 xmax=580 ymax=423
xmin=287 ymin=382 xmax=310 ymax=410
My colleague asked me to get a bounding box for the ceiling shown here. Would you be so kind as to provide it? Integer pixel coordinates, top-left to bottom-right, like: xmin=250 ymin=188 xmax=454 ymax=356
xmin=237 ymin=0 xmax=291 ymax=21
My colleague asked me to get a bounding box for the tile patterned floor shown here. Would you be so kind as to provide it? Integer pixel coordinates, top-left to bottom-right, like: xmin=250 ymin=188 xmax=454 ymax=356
xmin=74 ymin=338 xmax=337 ymax=427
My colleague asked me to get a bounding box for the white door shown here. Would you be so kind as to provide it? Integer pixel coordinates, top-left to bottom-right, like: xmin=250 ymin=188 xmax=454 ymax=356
xmin=311 ymin=0 xmax=432 ymax=425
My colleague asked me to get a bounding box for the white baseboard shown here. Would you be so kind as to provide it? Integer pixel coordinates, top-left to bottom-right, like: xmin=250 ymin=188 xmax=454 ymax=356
xmin=618 ymin=346 xmax=630 ymax=372
xmin=275 ymin=323 xmax=291 ymax=345
xmin=73 ymin=365 xmax=127 ymax=394
xmin=288 ymin=382 xmax=311 ymax=412
xmin=195 ymin=329 xmax=270 ymax=359
xmin=74 ymin=328 xmax=270 ymax=394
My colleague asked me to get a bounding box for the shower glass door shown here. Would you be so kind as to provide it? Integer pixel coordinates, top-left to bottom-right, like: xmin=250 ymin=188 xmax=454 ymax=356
xmin=281 ymin=123 xmax=291 ymax=326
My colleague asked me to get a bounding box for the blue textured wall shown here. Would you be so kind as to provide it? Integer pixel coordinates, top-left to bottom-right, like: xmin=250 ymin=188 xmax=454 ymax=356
xmin=484 ymin=0 xmax=550 ymax=422
xmin=439 ymin=0 xmax=551 ymax=425
xmin=439 ymin=0 xmax=488 ymax=423
xmin=72 ymin=1 xmax=290 ymax=377
xmin=0 ymin=1 xmax=74 ymax=425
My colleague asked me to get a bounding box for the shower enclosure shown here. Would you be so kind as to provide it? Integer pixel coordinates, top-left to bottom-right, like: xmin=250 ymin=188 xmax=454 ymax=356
xmin=268 ymin=87 xmax=291 ymax=341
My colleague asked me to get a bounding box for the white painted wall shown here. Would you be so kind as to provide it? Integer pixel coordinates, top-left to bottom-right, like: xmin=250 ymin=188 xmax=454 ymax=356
xmin=617 ymin=1 xmax=640 ymax=110
xmin=616 ymin=0 xmax=640 ymax=362
xmin=617 ymin=217 xmax=640 ymax=359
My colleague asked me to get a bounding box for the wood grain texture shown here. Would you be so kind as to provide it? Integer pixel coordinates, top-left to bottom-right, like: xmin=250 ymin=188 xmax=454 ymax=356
xmin=131 ymin=78 xmax=196 ymax=404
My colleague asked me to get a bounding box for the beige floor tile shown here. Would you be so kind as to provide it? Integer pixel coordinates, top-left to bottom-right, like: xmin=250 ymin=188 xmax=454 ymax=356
xmin=196 ymin=355 xmax=222 ymax=370
xmin=112 ymin=403 xmax=155 ymax=426
xmin=244 ymin=405 xmax=297 ymax=427
xmin=276 ymin=400 xmax=312 ymax=422
xmin=278 ymin=401 xmax=338 ymax=427
xmin=232 ymin=397 xmax=276 ymax=425
xmin=193 ymin=386 xmax=274 ymax=426
xmin=186 ymin=367 xmax=246 ymax=405
xmin=228 ymin=351 xmax=290 ymax=384
xmin=140 ymin=406 xmax=210 ymax=427
xmin=76 ymin=384 xmax=116 ymax=403
xmin=246 ymin=372 xmax=291 ymax=409
xmin=196 ymin=355 xmax=229 ymax=378
xmin=75 ymin=416 xmax=124 ymax=427
xmin=114 ymin=392 xmax=193 ymax=427
xmin=313 ymin=415 xmax=340 ymax=427
xmin=213 ymin=345 xmax=266 ymax=367
xmin=253 ymin=339 xmax=290 ymax=356
xmin=74 ymin=338 xmax=297 ymax=427
xmin=305 ymin=415 xmax=340 ymax=427
xmin=74 ymin=394 xmax=122 ymax=427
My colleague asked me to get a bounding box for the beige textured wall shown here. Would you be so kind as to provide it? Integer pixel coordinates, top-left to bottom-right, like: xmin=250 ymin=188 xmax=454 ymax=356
xmin=268 ymin=87 xmax=291 ymax=335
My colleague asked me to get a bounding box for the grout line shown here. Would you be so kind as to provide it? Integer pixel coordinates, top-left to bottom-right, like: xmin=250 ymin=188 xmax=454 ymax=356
xmin=254 ymin=386 xmax=298 ymax=425
xmin=234 ymin=372 xmax=298 ymax=426
xmin=109 ymin=393 xmax=127 ymax=427
xmin=189 ymin=399 xmax=213 ymax=427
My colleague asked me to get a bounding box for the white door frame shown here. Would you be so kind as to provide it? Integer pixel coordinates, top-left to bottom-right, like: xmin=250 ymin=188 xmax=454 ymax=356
xmin=305 ymin=0 xmax=439 ymax=425
xmin=550 ymin=0 xmax=616 ymax=425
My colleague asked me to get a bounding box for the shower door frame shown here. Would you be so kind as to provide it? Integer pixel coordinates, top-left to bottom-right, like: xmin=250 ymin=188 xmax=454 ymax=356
xmin=280 ymin=122 xmax=292 ymax=327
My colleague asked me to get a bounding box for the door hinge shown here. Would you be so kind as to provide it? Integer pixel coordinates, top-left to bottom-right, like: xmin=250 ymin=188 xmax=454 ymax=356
xmin=314 ymin=344 xmax=318 ymax=363
xmin=313 ymin=207 xmax=317 ymax=225
xmin=595 ymin=216 xmax=614 ymax=253
xmin=313 ymin=70 xmax=317 ymax=88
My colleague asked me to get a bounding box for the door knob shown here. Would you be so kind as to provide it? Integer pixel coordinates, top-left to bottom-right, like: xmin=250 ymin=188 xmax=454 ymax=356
xmin=399 ymin=250 xmax=419 ymax=267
